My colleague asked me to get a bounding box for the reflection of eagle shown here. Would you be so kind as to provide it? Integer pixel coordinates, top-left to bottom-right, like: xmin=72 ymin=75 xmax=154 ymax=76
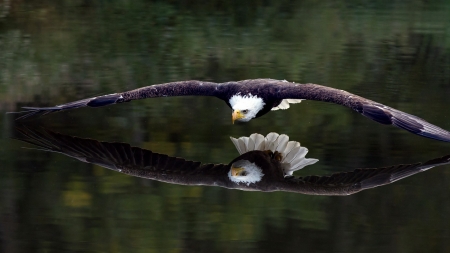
xmin=14 ymin=126 xmax=450 ymax=195
xmin=14 ymin=79 xmax=450 ymax=142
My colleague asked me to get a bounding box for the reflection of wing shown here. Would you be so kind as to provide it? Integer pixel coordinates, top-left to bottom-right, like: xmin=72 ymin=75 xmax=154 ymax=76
xmin=14 ymin=125 xmax=231 ymax=187
xmin=279 ymin=155 xmax=450 ymax=196
xmin=13 ymin=125 xmax=450 ymax=195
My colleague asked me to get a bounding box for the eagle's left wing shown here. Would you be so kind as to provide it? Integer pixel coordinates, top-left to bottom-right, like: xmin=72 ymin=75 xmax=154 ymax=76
xmin=271 ymin=80 xmax=450 ymax=142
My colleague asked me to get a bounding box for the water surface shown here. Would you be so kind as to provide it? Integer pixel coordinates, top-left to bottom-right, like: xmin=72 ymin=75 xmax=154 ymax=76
xmin=2 ymin=1 xmax=450 ymax=252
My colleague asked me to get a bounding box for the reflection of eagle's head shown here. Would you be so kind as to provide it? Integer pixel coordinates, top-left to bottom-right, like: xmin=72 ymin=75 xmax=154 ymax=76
xmin=229 ymin=159 xmax=264 ymax=185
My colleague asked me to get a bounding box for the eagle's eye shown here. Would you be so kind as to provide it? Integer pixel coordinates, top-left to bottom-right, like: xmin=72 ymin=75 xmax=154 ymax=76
xmin=242 ymin=109 xmax=249 ymax=114
xmin=241 ymin=171 xmax=247 ymax=176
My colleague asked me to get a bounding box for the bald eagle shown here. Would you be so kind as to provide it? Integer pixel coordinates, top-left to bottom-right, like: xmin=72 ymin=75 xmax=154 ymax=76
xmin=13 ymin=79 xmax=450 ymax=142
xmin=14 ymin=125 xmax=450 ymax=195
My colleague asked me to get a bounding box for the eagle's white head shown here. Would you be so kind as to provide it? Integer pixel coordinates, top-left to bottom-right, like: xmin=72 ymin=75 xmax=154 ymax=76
xmin=229 ymin=93 xmax=265 ymax=123
xmin=228 ymin=159 xmax=264 ymax=185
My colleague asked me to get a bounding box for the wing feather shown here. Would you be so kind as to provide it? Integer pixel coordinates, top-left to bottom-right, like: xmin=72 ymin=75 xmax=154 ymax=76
xmin=270 ymin=79 xmax=450 ymax=142
xmin=363 ymin=104 xmax=450 ymax=142
xmin=13 ymin=80 xmax=222 ymax=119
xmin=13 ymin=125 xmax=231 ymax=187
xmin=11 ymin=78 xmax=450 ymax=143
xmin=277 ymin=155 xmax=450 ymax=195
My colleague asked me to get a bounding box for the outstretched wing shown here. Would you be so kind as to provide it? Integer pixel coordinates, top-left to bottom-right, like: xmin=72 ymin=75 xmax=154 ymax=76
xmin=277 ymin=155 xmax=450 ymax=195
xmin=13 ymin=80 xmax=223 ymax=120
xmin=14 ymin=125 xmax=232 ymax=187
xmin=11 ymin=78 xmax=450 ymax=142
xmin=268 ymin=79 xmax=450 ymax=142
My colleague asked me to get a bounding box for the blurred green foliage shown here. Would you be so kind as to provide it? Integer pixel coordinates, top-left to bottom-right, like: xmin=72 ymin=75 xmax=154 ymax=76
xmin=2 ymin=0 xmax=450 ymax=252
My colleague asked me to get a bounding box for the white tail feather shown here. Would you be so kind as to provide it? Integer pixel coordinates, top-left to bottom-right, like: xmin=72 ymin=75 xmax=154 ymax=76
xmin=271 ymin=99 xmax=303 ymax=111
xmin=284 ymin=146 xmax=302 ymax=163
xmin=251 ymin=133 xmax=265 ymax=150
xmin=230 ymin=132 xmax=318 ymax=176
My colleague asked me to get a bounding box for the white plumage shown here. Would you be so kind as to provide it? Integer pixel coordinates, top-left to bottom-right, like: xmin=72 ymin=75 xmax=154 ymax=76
xmin=230 ymin=132 xmax=318 ymax=176
xmin=229 ymin=93 xmax=265 ymax=122
xmin=271 ymin=99 xmax=303 ymax=110
xmin=227 ymin=160 xmax=265 ymax=185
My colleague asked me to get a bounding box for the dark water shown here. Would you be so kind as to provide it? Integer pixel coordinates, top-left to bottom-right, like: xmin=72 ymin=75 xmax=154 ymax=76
xmin=2 ymin=1 xmax=450 ymax=252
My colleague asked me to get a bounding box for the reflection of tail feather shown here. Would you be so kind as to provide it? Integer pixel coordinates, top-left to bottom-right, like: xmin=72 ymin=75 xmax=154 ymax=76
xmin=14 ymin=94 xmax=122 ymax=120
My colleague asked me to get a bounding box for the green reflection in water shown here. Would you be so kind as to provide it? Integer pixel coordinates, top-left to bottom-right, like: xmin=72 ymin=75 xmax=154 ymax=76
xmin=2 ymin=0 xmax=450 ymax=252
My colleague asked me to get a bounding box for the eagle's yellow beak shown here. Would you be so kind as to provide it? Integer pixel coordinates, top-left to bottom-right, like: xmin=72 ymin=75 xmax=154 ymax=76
xmin=231 ymin=166 xmax=245 ymax=177
xmin=232 ymin=110 xmax=244 ymax=124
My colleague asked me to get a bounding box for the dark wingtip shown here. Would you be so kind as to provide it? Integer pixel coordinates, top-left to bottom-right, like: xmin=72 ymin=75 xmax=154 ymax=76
xmin=12 ymin=107 xmax=62 ymax=121
xmin=391 ymin=111 xmax=450 ymax=143
xmin=419 ymin=132 xmax=450 ymax=142
xmin=86 ymin=94 xmax=122 ymax=107
xmin=9 ymin=93 xmax=123 ymax=121
xmin=363 ymin=103 xmax=450 ymax=143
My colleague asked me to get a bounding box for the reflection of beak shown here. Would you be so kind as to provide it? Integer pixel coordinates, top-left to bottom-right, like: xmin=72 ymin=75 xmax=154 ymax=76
xmin=231 ymin=166 xmax=245 ymax=177
xmin=232 ymin=110 xmax=244 ymax=124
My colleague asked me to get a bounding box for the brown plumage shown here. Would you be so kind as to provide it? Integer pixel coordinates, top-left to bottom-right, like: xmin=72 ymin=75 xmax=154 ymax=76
xmin=13 ymin=79 xmax=450 ymax=142
xmin=13 ymin=125 xmax=450 ymax=195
